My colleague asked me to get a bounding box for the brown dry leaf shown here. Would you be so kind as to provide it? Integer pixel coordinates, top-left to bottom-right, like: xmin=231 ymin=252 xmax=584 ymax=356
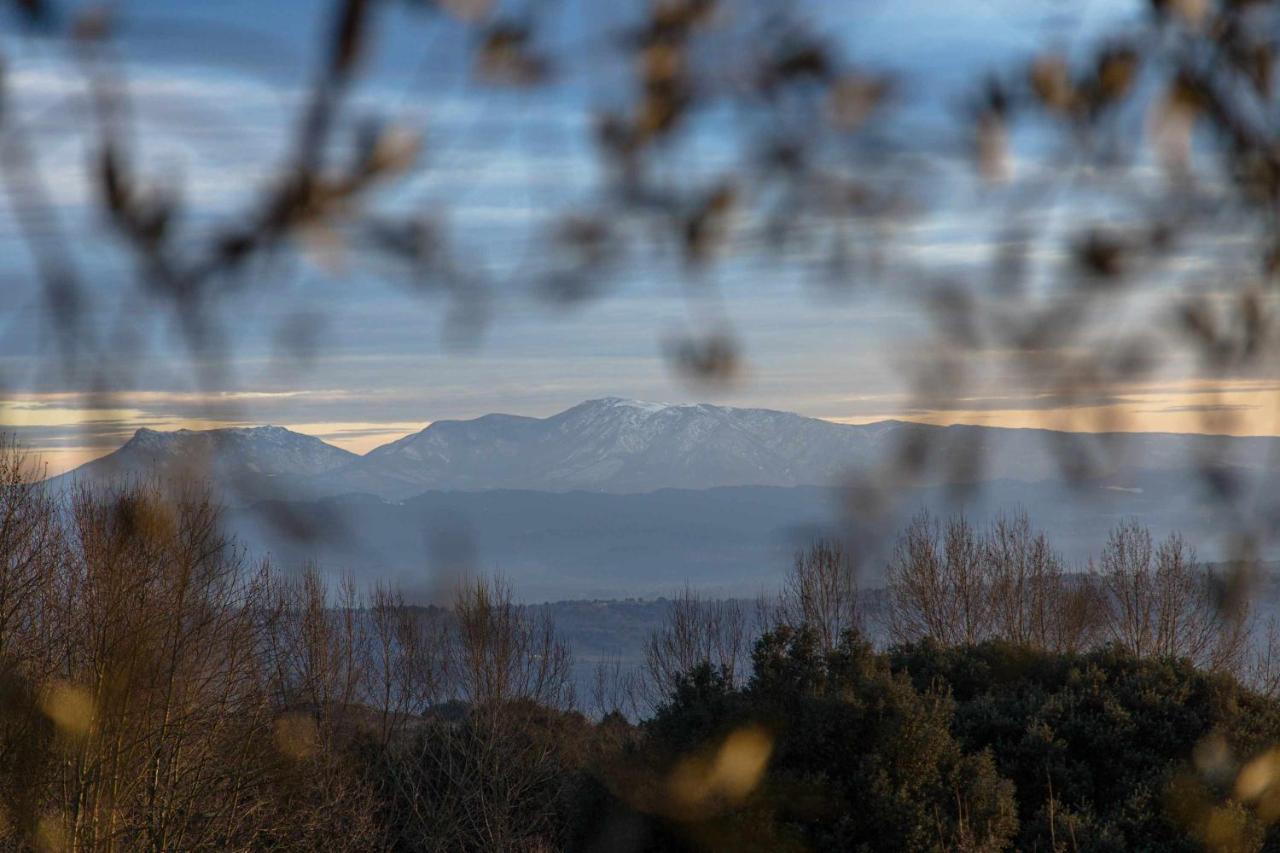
xmin=828 ymin=75 xmax=891 ymax=130
xmin=641 ymin=42 xmax=684 ymax=86
xmin=669 ymin=332 xmax=739 ymax=383
xmin=1096 ymin=47 xmax=1138 ymax=104
xmin=476 ymin=25 xmax=548 ymax=86
xmin=439 ymin=0 xmax=492 ymax=23
xmin=1193 ymin=732 xmax=1233 ymax=778
xmin=1029 ymin=55 xmax=1074 ymax=113
xmin=636 ymin=93 xmax=683 ymax=139
xmin=976 ymin=112 xmax=1011 ymax=183
xmin=1170 ymin=0 xmax=1209 ymax=29
xmin=72 ymin=4 xmax=113 ymax=41
xmin=298 ymin=222 xmax=348 ymax=274
xmin=368 ymin=127 xmax=423 ymax=177
xmin=1149 ymin=78 xmax=1202 ymax=181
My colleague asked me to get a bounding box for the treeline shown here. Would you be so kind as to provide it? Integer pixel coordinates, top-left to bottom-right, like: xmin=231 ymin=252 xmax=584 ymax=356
xmin=0 ymin=440 xmax=586 ymax=849
xmin=885 ymin=512 xmax=1257 ymax=675
xmin=2 ymin=438 xmax=1280 ymax=850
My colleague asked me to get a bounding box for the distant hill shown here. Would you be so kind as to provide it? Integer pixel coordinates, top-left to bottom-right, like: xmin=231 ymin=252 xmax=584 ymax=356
xmin=47 ymin=400 xmax=1280 ymax=600
xmin=229 ymin=476 xmax=1253 ymax=601
xmin=325 ymin=396 xmax=1280 ymax=497
xmin=47 ymin=425 xmax=359 ymax=501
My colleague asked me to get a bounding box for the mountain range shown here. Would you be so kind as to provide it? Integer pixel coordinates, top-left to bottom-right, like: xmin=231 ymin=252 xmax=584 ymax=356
xmin=48 ymin=397 xmax=1280 ymax=500
xmin=45 ymin=398 xmax=1280 ymax=598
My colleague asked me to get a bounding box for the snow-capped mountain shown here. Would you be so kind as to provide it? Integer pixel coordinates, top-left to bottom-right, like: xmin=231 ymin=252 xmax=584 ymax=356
xmin=50 ymin=425 xmax=359 ymax=497
xmin=51 ymin=398 xmax=1280 ymax=501
xmin=330 ymin=398 xmax=899 ymax=497
xmin=314 ymin=397 xmax=1280 ymax=498
xmin=45 ymin=400 xmax=1280 ymax=598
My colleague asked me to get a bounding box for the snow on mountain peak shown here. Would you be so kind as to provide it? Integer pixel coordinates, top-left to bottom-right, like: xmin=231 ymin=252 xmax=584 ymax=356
xmin=61 ymin=398 xmax=1280 ymax=501
xmin=587 ymin=397 xmax=672 ymax=413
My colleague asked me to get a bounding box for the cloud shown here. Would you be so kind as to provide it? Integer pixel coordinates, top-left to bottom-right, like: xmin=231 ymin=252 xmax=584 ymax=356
xmin=1140 ymin=403 xmax=1257 ymax=415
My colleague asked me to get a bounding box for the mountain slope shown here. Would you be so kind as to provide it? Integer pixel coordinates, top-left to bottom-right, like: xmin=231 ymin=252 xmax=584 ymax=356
xmin=50 ymin=425 xmax=358 ymax=498
xmin=319 ymin=398 xmax=1280 ymax=498
xmin=52 ymin=399 xmax=1280 ymax=501
xmin=327 ymin=398 xmax=905 ymax=497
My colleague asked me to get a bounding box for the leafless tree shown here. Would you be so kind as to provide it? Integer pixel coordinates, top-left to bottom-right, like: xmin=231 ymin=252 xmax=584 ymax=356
xmin=889 ymin=511 xmax=1100 ymax=653
xmin=30 ymin=482 xmax=315 ymax=849
xmin=376 ymin=573 xmax=578 ymax=852
xmin=769 ymin=539 xmax=862 ymax=652
xmin=365 ymin=582 xmax=447 ymax=746
xmin=985 ymin=512 xmax=1099 ymax=654
xmin=588 ymin=656 xmax=644 ymax=722
xmin=1246 ymin=615 xmax=1280 ymax=700
xmin=887 ymin=513 xmax=992 ymax=646
xmin=0 ymin=437 xmax=58 ymax=664
xmin=255 ymin=563 xmax=387 ymax=848
xmin=643 ymin=585 xmax=748 ymax=708
xmin=1097 ymin=521 xmax=1250 ymax=673
xmin=449 ymin=574 xmax=574 ymax=714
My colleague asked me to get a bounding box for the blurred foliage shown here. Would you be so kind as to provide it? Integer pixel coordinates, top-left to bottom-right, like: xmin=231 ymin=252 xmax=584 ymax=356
xmin=10 ymin=0 xmax=1280 ymax=847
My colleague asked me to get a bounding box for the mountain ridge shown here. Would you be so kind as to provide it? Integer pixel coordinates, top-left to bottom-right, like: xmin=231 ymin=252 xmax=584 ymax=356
xmin=47 ymin=398 xmax=1280 ymax=501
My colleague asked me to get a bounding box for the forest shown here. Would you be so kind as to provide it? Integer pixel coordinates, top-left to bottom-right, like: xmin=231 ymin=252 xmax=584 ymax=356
xmin=0 ymin=438 xmax=1276 ymax=852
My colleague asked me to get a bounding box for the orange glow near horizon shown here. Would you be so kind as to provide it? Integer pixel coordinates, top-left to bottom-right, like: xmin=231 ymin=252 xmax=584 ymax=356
xmin=826 ymin=379 xmax=1280 ymax=438
xmin=18 ymin=422 xmax=428 ymax=476
xmin=9 ymin=378 xmax=1280 ymax=476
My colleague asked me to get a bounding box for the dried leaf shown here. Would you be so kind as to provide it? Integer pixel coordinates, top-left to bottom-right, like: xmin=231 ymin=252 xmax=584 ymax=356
xmin=1075 ymin=230 xmax=1126 ymax=279
xmin=475 ymin=23 xmax=549 ymax=86
xmin=1149 ymin=76 xmax=1202 ymax=180
xmin=98 ymin=144 xmax=128 ymax=214
xmin=1095 ymin=46 xmax=1138 ymax=105
xmin=668 ymin=332 xmax=739 ymax=383
xmin=367 ymin=126 xmax=422 ymax=177
xmin=72 ymin=4 xmax=112 ymax=41
xmin=976 ymin=112 xmax=1010 ymax=183
xmin=438 ymin=0 xmax=492 ymax=23
xmin=828 ymin=75 xmax=892 ymax=130
xmin=1029 ymin=55 xmax=1074 ymax=113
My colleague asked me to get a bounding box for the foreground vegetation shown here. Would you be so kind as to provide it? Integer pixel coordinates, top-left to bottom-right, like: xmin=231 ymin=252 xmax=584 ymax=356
xmin=1 ymin=441 xmax=1280 ymax=851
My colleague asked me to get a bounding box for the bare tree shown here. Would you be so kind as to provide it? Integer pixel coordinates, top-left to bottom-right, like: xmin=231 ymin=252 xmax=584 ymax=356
xmin=256 ymin=563 xmax=384 ymax=848
xmin=0 ymin=437 xmax=58 ymax=664
xmin=364 ymin=583 xmax=447 ymax=746
xmin=1245 ymin=615 xmax=1280 ymax=700
xmin=31 ymin=482 xmax=322 ymax=849
xmin=770 ymin=540 xmax=862 ymax=652
xmin=985 ymin=512 xmax=1099 ymax=653
xmin=588 ymin=656 xmax=644 ymax=722
xmin=261 ymin=564 xmax=365 ymax=725
xmin=449 ymin=574 xmax=573 ymax=713
xmin=644 ymin=585 xmax=749 ymax=708
xmin=889 ymin=511 xmax=1100 ymax=653
xmin=376 ymin=573 xmax=578 ymax=852
xmin=1097 ymin=521 xmax=1249 ymax=673
xmin=888 ymin=513 xmax=992 ymax=646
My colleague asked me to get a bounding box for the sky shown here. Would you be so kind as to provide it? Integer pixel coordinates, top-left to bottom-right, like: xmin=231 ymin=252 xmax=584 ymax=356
xmin=6 ymin=0 xmax=1275 ymax=475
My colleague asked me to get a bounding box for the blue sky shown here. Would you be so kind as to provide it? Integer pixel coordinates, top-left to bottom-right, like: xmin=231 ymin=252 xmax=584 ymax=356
xmin=8 ymin=0 xmax=1268 ymax=473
